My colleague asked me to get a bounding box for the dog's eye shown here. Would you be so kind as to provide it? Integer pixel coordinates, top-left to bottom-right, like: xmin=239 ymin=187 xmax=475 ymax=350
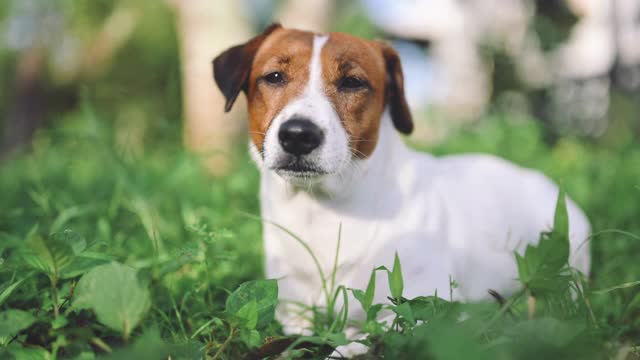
xmin=338 ymin=76 xmax=367 ymax=91
xmin=263 ymin=72 xmax=286 ymax=86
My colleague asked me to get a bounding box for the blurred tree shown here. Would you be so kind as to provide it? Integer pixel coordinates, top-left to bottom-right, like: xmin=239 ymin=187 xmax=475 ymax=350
xmin=170 ymin=0 xmax=252 ymax=176
xmin=1 ymin=0 xmax=138 ymax=159
xmin=276 ymin=0 xmax=334 ymax=33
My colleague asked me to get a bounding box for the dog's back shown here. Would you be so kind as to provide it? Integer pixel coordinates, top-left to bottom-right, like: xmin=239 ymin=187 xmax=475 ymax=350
xmin=424 ymin=153 xmax=590 ymax=299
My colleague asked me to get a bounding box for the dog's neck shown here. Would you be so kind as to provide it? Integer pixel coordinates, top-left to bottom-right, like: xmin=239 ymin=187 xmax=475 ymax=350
xmin=252 ymin=109 xmax=409 ymax=201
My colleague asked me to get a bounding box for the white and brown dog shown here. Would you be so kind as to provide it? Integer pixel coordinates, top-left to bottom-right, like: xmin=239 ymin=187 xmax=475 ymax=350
xmin=213 ymin=23 xmax=590 ymax=340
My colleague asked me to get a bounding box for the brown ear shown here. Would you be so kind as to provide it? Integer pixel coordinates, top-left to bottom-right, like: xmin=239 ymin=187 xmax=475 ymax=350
xmin=380 ymin=44 xmax=414 ymax=134
xmin=213 ymin=23 xmax=282 ymax=112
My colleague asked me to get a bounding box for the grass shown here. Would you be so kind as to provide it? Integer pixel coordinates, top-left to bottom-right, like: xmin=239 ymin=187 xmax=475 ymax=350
xmin=0 ymin=104 xmax=639 ymax=359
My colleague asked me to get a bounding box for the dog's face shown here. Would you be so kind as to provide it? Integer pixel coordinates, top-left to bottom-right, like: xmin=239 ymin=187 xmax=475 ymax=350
xmin=213 ymin=24 xmax=412 ymax=184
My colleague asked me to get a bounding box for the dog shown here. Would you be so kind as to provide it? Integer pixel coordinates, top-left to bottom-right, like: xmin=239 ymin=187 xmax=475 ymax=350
xmin=213 ymin=23 xmax=590 ymax=349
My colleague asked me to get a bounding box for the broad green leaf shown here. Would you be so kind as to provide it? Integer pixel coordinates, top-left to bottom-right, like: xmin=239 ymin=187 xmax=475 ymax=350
xmin=626 ymin=292 xmax=640 ymax=315
xmin=225 ymin=279 xmax=278 ymax=329
xmin=100 ymin=328 xmax=169 ymax=360
xmin=352 ymin=268 xmax=384 ymax=325
xmin=325 ymin=332 xmax=350 ymax=347
xmin=60 ymin=253 xmax=113 ymax=279
xmin=51 ymin=229 xmax=87 ymax=255
xmin=239 ymin=328 xmax=261 ymax=348
xmin=0 ymin=275 xmax=31 ymax=307
xmin=408 ymin=296 xmax=454 ymax=322
xmin=73 ymin=262 xmax=150 ymax=339
xmin=22 ymin=234 xmax=73 ymax=279
xmin=363 ymin=269 xmax=376 ymax=311
xmin=363 ymin=311 xmax=385 ymax=335
xmin=539 ymin=190 xmax=570 ymax=272
xmin=351 ymin=289 xmax=366 ymax=310
xmin=235 ymin=299 xmax=258 ymax=329
xmin=0 ymin=310 xmax=36 ymax=337
xmin=2 ymin=345 xmax=50 ymax=360
xmin=351 ymin=270 xmax=376 ymax=312
xmin=393 ymin=302 xmax=416 ymax=326
xmin=367 ymin=304 xmax=384 ymax=322
xmin=22 ymin=230 xmax=97 ymax=282
xmin=389 ymin=252 xmax=404 ymax=300
xmin=50 ymin=208 xmax=94 ymax=234
xmin=515 ymin=252 xmax=529 ymax=284
xmin=514 ymin=190 xmax=572 ymax=293
xmin=51 ymin=315 xmax=68 ymax=330
xmin=553 ymin=189 xmax=569 ymax=242
xmin=70 ymin=352 xmax=95 ymax=360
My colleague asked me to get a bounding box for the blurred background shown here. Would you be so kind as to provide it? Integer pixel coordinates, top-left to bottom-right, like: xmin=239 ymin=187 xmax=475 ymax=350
xmin=1 ymin=1 xmax=640 ymax=352
xmin=1 ymin=0 xmax=639 ymax=169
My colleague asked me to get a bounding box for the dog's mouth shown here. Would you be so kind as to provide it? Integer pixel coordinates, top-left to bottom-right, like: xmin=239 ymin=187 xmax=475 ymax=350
xmin=273 ymin=159 xmax=326 ymax=178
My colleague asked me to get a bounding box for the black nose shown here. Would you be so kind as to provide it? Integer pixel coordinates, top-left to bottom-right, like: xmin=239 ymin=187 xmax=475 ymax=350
xmin=278 ymin=118 xmax=324 ymax=156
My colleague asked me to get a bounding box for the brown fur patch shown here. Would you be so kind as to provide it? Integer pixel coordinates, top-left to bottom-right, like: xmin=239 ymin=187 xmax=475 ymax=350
xmin=246 ymin=29 xmax=314 ymax=152
xmin=321 ymin=33 xmax=388 ymax=157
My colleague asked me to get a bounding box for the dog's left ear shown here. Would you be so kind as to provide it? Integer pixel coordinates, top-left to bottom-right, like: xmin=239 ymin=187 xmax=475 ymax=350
xmin=379 ymin=43 xmax=414 ymax=134
xmin=213 ymin=23 xmax=282 ymax=112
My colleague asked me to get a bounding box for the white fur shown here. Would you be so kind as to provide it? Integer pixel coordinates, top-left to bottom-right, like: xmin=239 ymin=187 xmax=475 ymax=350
xmin=250 ymin=34 xmax=591 ymax=356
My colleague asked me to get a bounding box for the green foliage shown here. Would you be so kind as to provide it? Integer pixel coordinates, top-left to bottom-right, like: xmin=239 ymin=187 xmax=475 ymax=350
xmin=0 ymin=107 xmax=638 ymax=358
xmin=390 ymin=253 xmax=404 ymax=301
xmin=351 ymin=270 xmax=376 ymax=314
xmin=225 ymin=279 xmax=278 ymax=331
xmin=0 ymin=345 xmax=51 ymax=360
xmin=373 ymin=252 xmax=404 ymax=302
xmin=73 ymin=262 xmax=151 ymax=339
xmin=0 ymin=310 xmax=36 ymax=338
xmin=22 ymin=230 xmax=110 ymax=282
xmin=515 ymin=189 xmax=572 ymax=293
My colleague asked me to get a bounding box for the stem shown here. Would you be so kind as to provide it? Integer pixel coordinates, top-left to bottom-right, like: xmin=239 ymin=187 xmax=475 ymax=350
xmin=59 ymin=280 xmax=77 ymax=313
xmin=91 ymin=337 xmax=113 ymax=353
xmin=330 ymin=223 xmax=342 ymax=296
xmin=51 ymin=276 xmax=59 ymax=318
xmin=204 ymin=258 xmax=214 ymax=308
xmin=476 ymin=288 xmax=525 ymax=336
xmin=123 ymin=318 xmax=130 ymax=343
xmin=449 ymin=275 xmax=453 ymax=302
xmin=572 ymin=271 xmax=597 ymax=327
xmin=212 ymin=325 xmax=235 ymax=360
xmin=328 ymin=223 xmax=342 ymax=326
xmin=575 ymin=229 xmax=640 ymax=255
xmin=327 ymin=286 xmax=349 ymax=333
xmin=527 ymin=293 xmax=536 ymax=319
xmin=239 ymin=212 xmax=331 ymax=307
xmin=171 ymin=295 xmax=189 ymax=341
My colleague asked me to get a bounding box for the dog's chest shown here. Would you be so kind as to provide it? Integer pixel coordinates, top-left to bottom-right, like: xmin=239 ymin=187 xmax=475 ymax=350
xmin=259 ymin=174 xmax=453 ymax=296
xmin=263 ymin=191 xmax=377 ymax=277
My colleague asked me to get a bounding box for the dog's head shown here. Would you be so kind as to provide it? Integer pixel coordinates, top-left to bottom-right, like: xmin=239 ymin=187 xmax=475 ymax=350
xmin=213 ymin=24 xmax=412 ymax=185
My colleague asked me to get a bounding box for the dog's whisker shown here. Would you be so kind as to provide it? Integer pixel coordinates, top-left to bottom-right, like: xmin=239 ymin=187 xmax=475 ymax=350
xmin=349 ymin=148 xmax=369 ymax=160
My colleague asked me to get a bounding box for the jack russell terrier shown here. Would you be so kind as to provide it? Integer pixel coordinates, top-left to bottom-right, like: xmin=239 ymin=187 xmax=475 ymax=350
xmin=213 ymin=23 xmax=590 ymax=339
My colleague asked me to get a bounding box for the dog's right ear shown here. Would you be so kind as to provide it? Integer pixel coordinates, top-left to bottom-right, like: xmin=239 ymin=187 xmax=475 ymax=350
xmin=213 ymin=23 xmax=282 ymax=112
xmin=378 ymin=42 xmax=414 ymax=134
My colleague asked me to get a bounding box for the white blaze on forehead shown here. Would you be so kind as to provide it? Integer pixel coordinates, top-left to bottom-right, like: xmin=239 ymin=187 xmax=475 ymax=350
xmin=307 ymin=35 xmax=329 ymax=96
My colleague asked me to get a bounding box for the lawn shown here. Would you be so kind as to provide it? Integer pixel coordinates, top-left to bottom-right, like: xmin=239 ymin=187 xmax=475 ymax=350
xmin=1 ymin=102 xmax=639 ymax=359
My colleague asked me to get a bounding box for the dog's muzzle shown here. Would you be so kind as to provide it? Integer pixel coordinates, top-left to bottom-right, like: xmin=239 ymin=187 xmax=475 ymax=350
xmin=273 ymin=118 xmax=326 ymax=177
